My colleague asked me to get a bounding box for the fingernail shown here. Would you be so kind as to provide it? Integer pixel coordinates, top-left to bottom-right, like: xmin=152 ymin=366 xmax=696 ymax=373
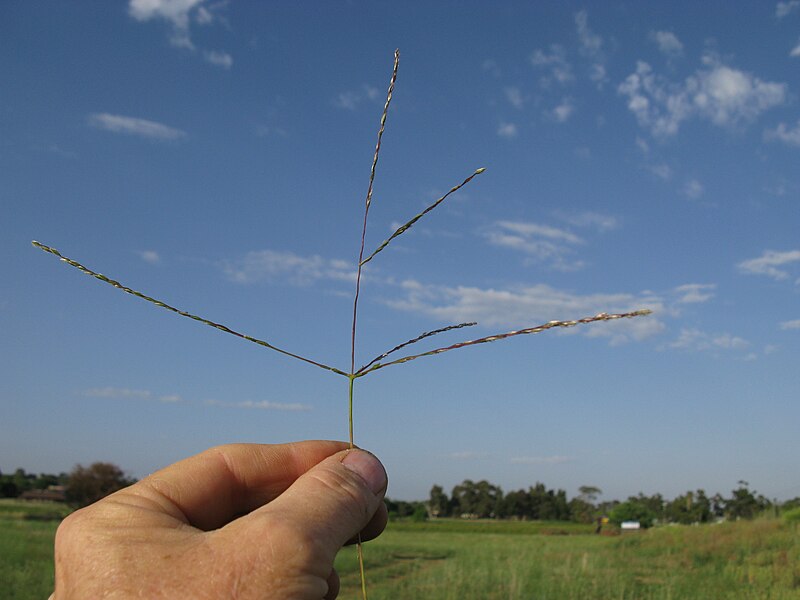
xmin=342 ymin=450 xmax=387 ymax=495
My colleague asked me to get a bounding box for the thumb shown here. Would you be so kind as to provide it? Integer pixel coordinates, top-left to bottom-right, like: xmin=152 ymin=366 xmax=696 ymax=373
xmin=222 ymin=449 xmax=387 ymax=581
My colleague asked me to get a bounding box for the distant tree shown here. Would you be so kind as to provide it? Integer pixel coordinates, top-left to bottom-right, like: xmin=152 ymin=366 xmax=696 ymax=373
xmin=12 ymin=468 xmax=35 ymax=495
xmin=498 ymin=489 xmax=529 ymax=519
xmin=428 ymin=485 xmax=449 ymax=518
xmin=578 ymin=485 xmax=602 ymax=504
xmin=725 ymin=481 xmax=769 ymax=520
xmin=65 ymin=462 xmax=135 ymax=508
xmin=666 ymin=490 xmax=711 ymax=524
xmin=568 ymin=497 xmax=595 ymax=524
xmin=32 ymin=473 xmax=60 ymax=490
xmin=450 ymin=479 xmax=502 ymax=518
xmin=609 ymin=498 xmax=657 ymax=528
xmin=782 ymin=497 xmax=800 ymax=512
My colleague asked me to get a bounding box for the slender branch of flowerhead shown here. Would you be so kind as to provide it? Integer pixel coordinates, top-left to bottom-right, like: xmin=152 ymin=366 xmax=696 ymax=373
xmin=360 ymin=167 xmax=486 ymax=267
xmin=351 ymin=49 xmax=400 ymax=376
xmin=357 ymin=321 xmax=477 ymax=374
xmin=356 ymin=310 xmax=653 ymax=376
xmin=31 ymin=241 xmax=348 ymax=377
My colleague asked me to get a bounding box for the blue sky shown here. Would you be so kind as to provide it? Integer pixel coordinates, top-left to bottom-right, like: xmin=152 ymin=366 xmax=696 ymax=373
xmin=2 ymin=1 xmax=799 ymax=503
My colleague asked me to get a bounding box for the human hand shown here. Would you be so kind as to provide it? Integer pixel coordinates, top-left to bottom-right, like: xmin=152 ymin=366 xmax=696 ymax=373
xmin=51 ymin=441 xmax=388 ymax=599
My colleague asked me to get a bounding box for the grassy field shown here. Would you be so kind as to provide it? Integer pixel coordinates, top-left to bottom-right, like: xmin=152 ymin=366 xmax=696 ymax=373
xmin=2 ymin=499 xmax=798 ymax=599
xmin=0 ymin=499 xmax=71 ymax=600
xmin=335 ymin=519 xmax=800 ymax=599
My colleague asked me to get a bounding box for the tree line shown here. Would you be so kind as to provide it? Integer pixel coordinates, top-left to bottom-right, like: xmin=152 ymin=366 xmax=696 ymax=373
xmin=5 ymin=463 xmax=798 ymax=526
xmin=412 ymin=479 xmax=799 ymax=527
xmin=0 ymin=464 xmax=135 ymax=508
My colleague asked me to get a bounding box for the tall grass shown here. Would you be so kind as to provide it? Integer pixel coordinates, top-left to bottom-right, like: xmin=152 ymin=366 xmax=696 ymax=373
xmin=336 ymin=519 xmax=800 ymax=599
xmin=0 ymin=500 xmax=70 ymax=600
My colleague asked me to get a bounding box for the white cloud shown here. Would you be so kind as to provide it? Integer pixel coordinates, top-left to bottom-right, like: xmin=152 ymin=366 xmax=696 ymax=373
xmin=220 ymin=249 xmax=355 ymax=285
xmin=551 ymin=97 xmax=575 ymax=122
xmin=667 ymin=328 xmax=749 ymax=352
xmin=205 ymin=399 xmax=311 ymax=411
xmin=575 ymin=10 xmax=602 ymax=57
xmin=83 ymin=387 xmax=152 ymax=399
xmin=497 ymin=122 xmax=518 ymax=139
xmin=204 ymin=50 xmax=232 ymax=69
xmin=684 ymin=179 xmax=705 ymax=199
xmin=673 ymin=283 xmax=716 ymax=304
xmin=511 ymin=455 xmax=573 ymax=465
xmin=333 ymin=85 xmax=383 ymax=110
xmin=559 ymin=211 xmax=619 ymax=232
xmin=792 ymin=40 xmax=800 ymax=57
xmin=618 ymin=58 xmax=787 ymax=137
xmin=387 ymin=280 xmax=665 ymax=345
xmin=780 ymin=319 xmax=800 ymax=330
xmin=128 ymin=0 xmax=230 ymax=63
xmin=765 ymin=119 xmax=800 ymax=146
xmin=88 ymin=113 xmax=186 ymax=140
xmin=650 ymin=31 xmax=684 ymax=57
xmin=530 ymin=44 xmax=574 ymax=86
xmin=138 ymin=250 xmax=161 ymax=264
xmin=505 ymin=87 xmax=524 ymax=109
xmin=649 ymin=163 xmax=673 ymax=180
xmin=589 ymin=63 xmax=608 ymax=87
xmin=575 ymin=10 xmax=607 ymax=87
xmin=486 ymin=220 xmax=585 ymax=270
xmin=129 ymin=0 xmax=205 ymax=49
xmin=737 ymin=249 xmax=800 ymax=280
xmin=776 ymin=0 xmax=800 ymax=17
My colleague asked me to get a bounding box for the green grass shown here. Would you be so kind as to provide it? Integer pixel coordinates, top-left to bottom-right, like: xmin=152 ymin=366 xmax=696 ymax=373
xmin=3 ymin=502 xmax=798 ymax=600
xmin=0 ymin=500 xmax=70 ymax=600
xmin=337 ymin=518 xmax=800 ymax=599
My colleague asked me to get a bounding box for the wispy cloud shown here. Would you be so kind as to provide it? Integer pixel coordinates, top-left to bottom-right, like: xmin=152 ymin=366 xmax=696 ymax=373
xmin=683 ymin=179 xmax=705 ymax=199
xmin=387 ymin=279 xmax=665 ymax=346
xmin=333 ymin=85 xmax=382 ymax=110
xmin=649 ymin=31 xmax=684 ymax=58
xmin=673 ymin=283 xmax=716 ymax=304
xmin=791 ymin=40 xmax=800 ymax=58
xmin=666 ymin=328 xmax=749 ymax=353
xmin=82 ymin=387 xmax=182 ymax=403
xmin=204 ymin=50 xmax=233 ymax=69
xmin=557 ymin=211 xmax=619 ymax=232
xmin=530 ymin=44 xmax=574 ymax=87
xmin=618 ymin=55 xmax=787 ymax=137
xmin=205 ymin=399 xmax=311 ymax=411
xmin=776 ymin=0 xmax=800 ymax=18
xmin=765 ymin=119 xmax=800 ymax=146
xmin=510 ymin=455 xmax=573 ymax=465
xmin=575 ymin=10 xmax=607 ymax=87
xmin=648 ymin=163 xmax=673 ymax=180
xmin=88 ymin=113 xmax=186 ymax=140
xmin=780 ymin=319 xmax=800 ymax=330
xmin=737 ymin=249 xmax=800 ymax=281
xmin=485 ymin=220 xmax=584 ymax=270
xmin=128 ymin=0 xmax=231 ymax=65
xmin=505 ymin=86 xmax=525 ymax=109
xmin=138 ymin=250 xmax=161 ymax=264
xmin=575 ymin=10 xmax=603 ymax=57
xmin=220 ymin=249 xmax=355 ymax=285
xmin=550 ymin=97 xmax=575 ymax=122
xmin=497 ymin=122 xmax=518 ymax=139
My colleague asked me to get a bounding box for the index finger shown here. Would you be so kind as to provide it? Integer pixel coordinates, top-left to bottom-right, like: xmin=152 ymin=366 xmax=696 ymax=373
xmin=125 ymin=441 xmax=351 ymax=531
